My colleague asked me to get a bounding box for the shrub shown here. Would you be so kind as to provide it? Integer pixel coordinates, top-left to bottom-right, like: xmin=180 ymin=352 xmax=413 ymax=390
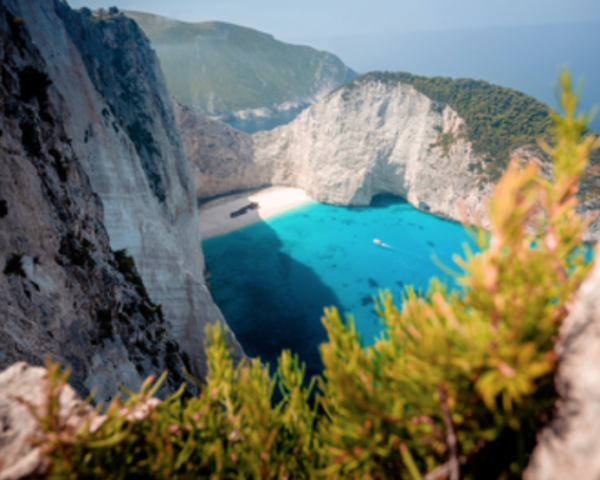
xmin=80 ymin=238 xmax=96 ymax=254
xmin=114 ymin=248 xmax=165 ymax=323
xmin=18 ymin=65 xmax=52 ymax=104
xmin=114 ymin=249 xmax=142 ymax=286
xmin=430 ymin=129 xmax=457 ymax=157
xmin=138 ymin=302 xmax=156 ymax=323
xmin=78 ymin=7 xmax=92 ymax=18
xmin=28 ymin=74 xmax=598 ymax=479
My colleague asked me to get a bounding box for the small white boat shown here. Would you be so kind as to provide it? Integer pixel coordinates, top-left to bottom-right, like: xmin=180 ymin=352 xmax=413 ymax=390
xmin=373 ymin=238 xmax=391 ymax=248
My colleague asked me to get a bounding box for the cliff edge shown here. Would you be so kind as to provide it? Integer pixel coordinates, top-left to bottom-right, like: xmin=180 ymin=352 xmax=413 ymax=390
xmin=179 ymin=73 xmax=600 ymax=241
xmin=1 ymin=0 xmax=243 ymax=388
xmin=0 ymin=2 xmax=192 ymax=400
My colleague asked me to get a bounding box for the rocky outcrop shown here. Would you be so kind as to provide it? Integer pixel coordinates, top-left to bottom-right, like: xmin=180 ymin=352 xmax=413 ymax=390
xmin=252 ymin=80 xmax=490 ymax=220
xmin=2 ymin=0 xmax=244 ymax=381
xmin=174 ymin=101 xmax=268 ymax=199
xmin=524 ymin=257 xmax=600 ymax=479
xmin=0 ymin=3 xmax=192 ymax=400
xmin=0 ymin=363 xmax=81 ymax=480
xmin=180 ymin=77 xmax=492 ymax=226
xmin=180 ymin=75 xmax=600 ymax=240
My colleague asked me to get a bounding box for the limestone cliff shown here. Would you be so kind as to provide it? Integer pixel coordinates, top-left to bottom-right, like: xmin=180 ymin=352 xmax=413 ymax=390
xmin=1 ymin=0 xmax=243 ymax=386
xmin=0 ymin=3 xmax=190 ymax=400
xmin=254 ymin=79 xmax=491 ymax=221
xmin=174 ymin=100 xmax=268 ymax=199
xmin=180 ymin=75 xmax=600 ymax=240
xmin=524 ymin=257 xmax=600 ymax=479
xmin=180 ymin=77 xmax=491 ymax=226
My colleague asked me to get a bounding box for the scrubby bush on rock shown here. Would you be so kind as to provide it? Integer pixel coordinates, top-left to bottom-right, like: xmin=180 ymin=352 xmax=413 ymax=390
xmin=19 ymin=74 xmax=599 ymax=479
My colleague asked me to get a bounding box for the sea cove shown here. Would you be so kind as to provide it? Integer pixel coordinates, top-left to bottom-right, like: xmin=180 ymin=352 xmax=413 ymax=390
xmin=203 ymin=195 xmax=478 ymax=377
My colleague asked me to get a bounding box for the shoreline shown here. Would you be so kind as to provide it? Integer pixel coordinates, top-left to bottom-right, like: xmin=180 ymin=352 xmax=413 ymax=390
xmin=198 ymin=187 xmax=312 ymax=240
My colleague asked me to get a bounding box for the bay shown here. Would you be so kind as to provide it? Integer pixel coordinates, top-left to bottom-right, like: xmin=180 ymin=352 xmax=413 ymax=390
xmin=202 ymin=195 xmax=477 ymax=377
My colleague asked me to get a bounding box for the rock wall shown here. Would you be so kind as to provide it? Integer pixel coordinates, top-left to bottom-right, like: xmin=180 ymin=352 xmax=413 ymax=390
xmin=0 ymin=4 xmax=190 ymax=400
xmin=253 ymin=80 xmax=489 ymax=220
xmin=524 ymin=257 xmax=600 ymax=479
xmin=3 ymin=0 xmax=244 ymax=379
xmin=174 ymin=100 xmax=268 ymax=199
xmin=181 ymin=78 xmax=491 ymax=226
xmin=181 ymin=76 xmax=600 ymax=241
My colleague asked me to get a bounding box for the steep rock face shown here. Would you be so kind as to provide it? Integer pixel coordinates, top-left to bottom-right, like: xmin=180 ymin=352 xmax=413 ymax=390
xmin=0 ymin=5 xmax=189 ymax=400
xmin=524 ymin=257 xmax=600 ymax=479
xmin=180 ymin=77 xmax=600 ymax=240
xmin=4 ymin=0 xmax=243 ymax=378
xmin=181 ymin=79 xmax=491 ymax=226
xmin=173 ymin=101 xmax=268 ymax=199
xmin=253 ymin=80 xmax=488 ymax=221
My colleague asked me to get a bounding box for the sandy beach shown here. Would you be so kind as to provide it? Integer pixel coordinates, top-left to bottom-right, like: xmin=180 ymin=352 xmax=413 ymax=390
xmin=197 ymin=187 xmax=312 ymax=239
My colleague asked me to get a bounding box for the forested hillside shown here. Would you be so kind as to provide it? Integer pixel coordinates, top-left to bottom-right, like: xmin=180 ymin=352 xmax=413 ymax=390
xmin=337 ymin=71 xmax=561 ymax=179
xmin=125 ymin=11 xmax=356 ymax=118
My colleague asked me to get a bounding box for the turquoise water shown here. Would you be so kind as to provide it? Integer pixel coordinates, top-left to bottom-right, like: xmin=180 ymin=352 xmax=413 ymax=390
xmin=203 ymin=195 xmax=478 ymax=377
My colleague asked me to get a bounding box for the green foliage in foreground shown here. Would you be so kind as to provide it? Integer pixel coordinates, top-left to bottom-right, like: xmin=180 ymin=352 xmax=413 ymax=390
xmin=28 ymin=75 xmax=598 ymax=478
xmin=125 ymin=11 xmax=356 ymax=114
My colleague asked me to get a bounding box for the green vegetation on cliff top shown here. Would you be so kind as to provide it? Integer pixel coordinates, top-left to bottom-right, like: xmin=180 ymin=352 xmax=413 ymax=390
xmin=338 ymin=71 xmax=561 ymax=179
xmin=125 ymin=11 xmax=356 ymax=115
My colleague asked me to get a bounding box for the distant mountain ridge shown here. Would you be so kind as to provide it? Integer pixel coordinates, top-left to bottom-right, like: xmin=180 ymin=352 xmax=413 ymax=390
xmin=125 ymin=11 xmax=357 ymax=123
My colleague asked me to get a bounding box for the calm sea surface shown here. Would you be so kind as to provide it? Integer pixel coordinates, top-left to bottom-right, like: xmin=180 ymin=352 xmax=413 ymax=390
xmin=202 ymin=195 xmax=478 ymax=377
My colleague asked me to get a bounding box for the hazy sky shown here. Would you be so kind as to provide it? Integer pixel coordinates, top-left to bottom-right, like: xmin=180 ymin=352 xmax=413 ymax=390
xmin=67 ymin=0 xmax=600 ymax=40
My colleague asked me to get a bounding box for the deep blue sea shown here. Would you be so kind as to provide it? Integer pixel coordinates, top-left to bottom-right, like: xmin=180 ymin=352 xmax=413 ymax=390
xmin=202 ymin=195 xmax=478 ymax=378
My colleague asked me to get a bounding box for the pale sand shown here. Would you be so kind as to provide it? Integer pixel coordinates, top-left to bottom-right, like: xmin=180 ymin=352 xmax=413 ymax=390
xmin=198 ymin=187 xmax=312 ymax=239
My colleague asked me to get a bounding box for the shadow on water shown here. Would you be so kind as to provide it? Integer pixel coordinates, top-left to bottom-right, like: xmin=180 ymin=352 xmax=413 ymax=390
xmin=203 ymin=219 xmax=343 ymax=380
